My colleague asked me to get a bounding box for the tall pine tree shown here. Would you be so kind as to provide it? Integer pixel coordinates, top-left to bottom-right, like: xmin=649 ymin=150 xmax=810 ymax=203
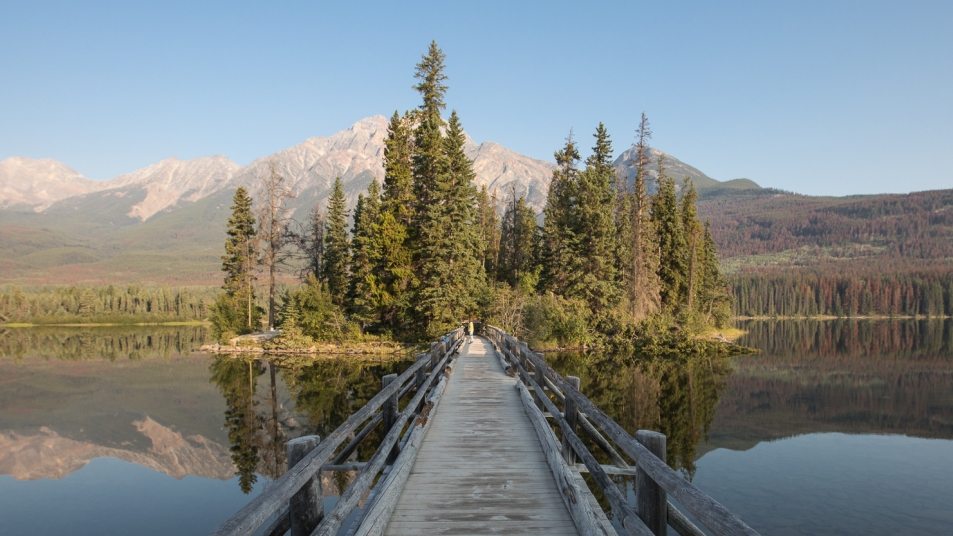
xmin=563 ymin=124 xmax=621 ymax=311
xmin=211 ymin=187 xmax=261 ymax=339
xmin=322 ymin=177 xmax=350 ymax=307
xmin=498 ymin=192 xmax=540 ymax=288
xmin=651 ymin=156 xmax=688 ymax=313
xmin=540 ymin=134 xmax=580 ymax=295
xmin=377 ymin=111 xmax=416 ymax=330
xmin=680 ymin=178 xmax=702 ymax=311
xmin=347 ymin=179 xmax=383 ymax=331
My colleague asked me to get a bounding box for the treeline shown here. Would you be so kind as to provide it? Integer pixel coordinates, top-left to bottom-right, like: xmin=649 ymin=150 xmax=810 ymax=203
xmin=731 ymin=268 xmax=953 ymax=317
xmin=701 ymin=187 xmax=953 ymax=260
xmin=212 ymin=42 xmax=732 ymax=347
xmin=0 ymin=285 xmax=217 ymax=324
xmin=0 ymin=326 xmax=208 ymax=361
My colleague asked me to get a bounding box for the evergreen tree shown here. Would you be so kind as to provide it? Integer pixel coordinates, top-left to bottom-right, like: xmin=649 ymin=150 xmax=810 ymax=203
xmin=564 ymin=124 xmax=622 ymax=311
xmin=322 ymin=177 xmax=350 ymax=307
xmin=377 ymin=111 xmax=417 ymax=331
xmin=627 ymin=113 xmax=659 ymax=319
xmin=498 ymin=192 xmax=540 ymax=288
xmin=212 ymin=187 xmax=261 ymax=339
xmin=406 ymin=42 xmax=485 ymax=336
xmin=651 ymin=157 xmax=688 ymax=312
xmin=477 ymin=185 xmax=501 ymax=282
xmin=697 ymin=220 xmax=731 ymax=327
xmin=304 ymin=206 xmax=325 ymax=280
xmin=540 ymin=134 xmax=580 ymax=295
xmin=680 ymin=178 xmax=702 ymax=311
xmin=347 ymin=179 xmax=383 ymax=331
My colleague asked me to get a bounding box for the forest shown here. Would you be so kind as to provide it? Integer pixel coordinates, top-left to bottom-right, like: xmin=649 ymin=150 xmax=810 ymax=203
xmin=209 ymin=42 xmax=732 ymax=351
xmin=0 ymin=284 xmax=215 ymax=324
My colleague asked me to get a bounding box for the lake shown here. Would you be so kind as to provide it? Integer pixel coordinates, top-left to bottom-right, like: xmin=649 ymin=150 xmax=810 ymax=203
xmin=0 ymin=320 xmax=951 ymax=535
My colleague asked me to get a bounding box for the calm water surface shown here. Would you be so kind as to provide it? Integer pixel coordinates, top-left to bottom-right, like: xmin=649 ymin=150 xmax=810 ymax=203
xmin=548 ymin=319 xmax=953 ymax=535
xmin=0 ymin=326 xmax=415 ymax=535
xmin=1 ymin=321 xmax=951 ymax=535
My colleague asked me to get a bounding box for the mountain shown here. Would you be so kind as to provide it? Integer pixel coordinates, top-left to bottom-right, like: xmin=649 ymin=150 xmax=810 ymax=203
xmin=613 ymin=146 xmax=761 ymax=196
xmin=0 ymin=157 xmax=101 ymax=210
xmin=0 ymin=115 xmax=760 ymax=285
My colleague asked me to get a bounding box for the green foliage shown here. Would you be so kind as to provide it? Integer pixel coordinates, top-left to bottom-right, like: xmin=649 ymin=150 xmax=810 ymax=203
xmin=0 ymin=284 xmax=218 ymax=325
xmin=211 ymin=188 xmax=262 ymax=339
xmin=498 ymin=194 xmax=540 ymax=288
xmin=322 ymin=177 xmax=350 ymax=307
xmin=286 ymin=275 xmax=352 ymax=342
xmin=652 ymin=174 xmax=688 ymax=312
xmin=346 ymin=179 xmax=383 ymax=331
xmin=540 ymin=135 xmax=580 ymax=296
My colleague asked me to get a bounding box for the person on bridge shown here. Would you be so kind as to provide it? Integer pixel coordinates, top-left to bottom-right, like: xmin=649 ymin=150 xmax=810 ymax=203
xmin=468 ymin=321 xmax=474 ymax=343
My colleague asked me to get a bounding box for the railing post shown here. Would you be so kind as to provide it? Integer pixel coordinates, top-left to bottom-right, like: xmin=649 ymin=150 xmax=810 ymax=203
xmin=430 ymin=342 xmax=439 ymax=369
xmin=415 ymin=354 xmax=427 ymax=392
xmin=636 ymin=430 xmax=668 ymax=536
xmin=382 ymin=374 xmax=401 ymax=464
xmin=533 ymin=352 xmax=545 ymax=411
xmin=561 ymin=376 xmax=580 ymax=464
xmin=286 ymin=435 xmax=322 ymax=536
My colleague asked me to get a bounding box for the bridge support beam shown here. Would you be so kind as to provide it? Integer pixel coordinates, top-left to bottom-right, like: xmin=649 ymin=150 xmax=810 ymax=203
xmin=286 ymin=435 xmax=323 ymax=536
xmin=637 ymin=430 xmax=668 ymax=536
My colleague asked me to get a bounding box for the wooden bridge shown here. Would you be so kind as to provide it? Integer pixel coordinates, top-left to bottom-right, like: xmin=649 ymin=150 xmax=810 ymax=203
xmin=213 ymin=325 xmax=759 ymax=536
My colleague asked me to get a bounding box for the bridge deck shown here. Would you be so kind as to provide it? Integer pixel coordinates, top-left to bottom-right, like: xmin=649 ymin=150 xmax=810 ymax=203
xmin=383 ymin=336 xmax=580 ymax=535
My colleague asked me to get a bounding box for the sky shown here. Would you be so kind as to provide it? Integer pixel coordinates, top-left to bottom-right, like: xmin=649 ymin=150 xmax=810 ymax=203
xmin=1 ymin=0 xmax=951 ymax=196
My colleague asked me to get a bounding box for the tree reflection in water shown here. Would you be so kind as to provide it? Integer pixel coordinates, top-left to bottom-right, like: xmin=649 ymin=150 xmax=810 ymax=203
xmin=546 ymin=350 xmax=733 ymax=479
xmin=208 ymin=354 xmax=415 ymax=493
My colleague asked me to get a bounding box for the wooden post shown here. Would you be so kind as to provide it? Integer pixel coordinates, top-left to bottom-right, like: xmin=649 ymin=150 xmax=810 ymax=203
xmin=636 ymin=430 xmax=667 ymax=536
xmin=561 ymin=376 xmax=580 ymax=464
xmin=415 ymin=354 xmax=427 ymax=392
xmin=533 ymin=354 xmax=546 ymax=411
xmin=430 ymin=342 xmax=439 ymax=369
xmin=287 ymin=435 xmax=322 ymax=536
xmin=382 ymin=374 xmax=401 ymax=464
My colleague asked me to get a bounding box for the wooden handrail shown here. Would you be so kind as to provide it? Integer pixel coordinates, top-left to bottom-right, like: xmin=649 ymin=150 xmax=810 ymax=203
xmin=482 ymin=324 xmax=759 ymax=536
xmin=213 ymin=330 xmax=462 ymax=536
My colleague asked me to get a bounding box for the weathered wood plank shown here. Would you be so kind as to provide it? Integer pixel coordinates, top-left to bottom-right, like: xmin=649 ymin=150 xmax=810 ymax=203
xmin=516 ymin=379 xmax=615 ymax=536
xmin=351 ymin=362 xmax=452 ymax=536
xmin=311 ymin=341 xmax=458 ymax=536
xmin=383 ymin=337 xmax=580 ymax=536
xmin=636 ymin=431 xmax=667 ymax=536
xmin=286 ymin=436 xmax=322 ymax=536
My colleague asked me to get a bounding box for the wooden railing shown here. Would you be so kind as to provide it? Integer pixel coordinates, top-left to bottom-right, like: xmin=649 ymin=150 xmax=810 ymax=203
xmin=482 ymin=324 xmax=759 ymax=536
xmin=212 ymin=327 xmax=464 ymax=536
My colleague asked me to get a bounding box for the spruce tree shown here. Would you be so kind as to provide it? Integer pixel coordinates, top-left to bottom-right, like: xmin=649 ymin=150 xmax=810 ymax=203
xmin=378 ymin=111 xmax=416 ymax=330
xmin=680 ymin=178 xmax=702 ymax=311
xmin=212 ymin=187 xmax=261 ymax=338
xmin=627 ymin=113 xmax=659 ymax=319
xmin=564 ymin=124 xmax=622 ymax=311
xmin=651 ymin=157 xmax=688 ymax=313
xmin=540 ymin=134 xmax=580 ymax=295
xmin=322 ymin=177 xmax=350 ymax=307
xmin=407 ymin=43 xmax=486 ymax=336
xmin=347 ymin=179 xmax=383 ymax=331
xmin=477 ymin=185 xmax=501 ymax=282
xmin=498 ymin=192 xmax=540 ymax=288
xmin=697 ymin=220 xmax=731 ymax=327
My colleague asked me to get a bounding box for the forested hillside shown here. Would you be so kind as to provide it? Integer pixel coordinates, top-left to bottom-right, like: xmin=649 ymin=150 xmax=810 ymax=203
xmin=698 ymin=188 xmax=953 ymax=316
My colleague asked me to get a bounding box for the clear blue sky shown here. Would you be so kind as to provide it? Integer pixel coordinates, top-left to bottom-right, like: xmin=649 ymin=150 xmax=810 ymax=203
xmin=2 ymin=0 xmax=951 ymax=196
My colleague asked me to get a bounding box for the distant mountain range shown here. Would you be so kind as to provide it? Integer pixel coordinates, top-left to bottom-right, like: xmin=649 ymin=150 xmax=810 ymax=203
xmin=0 ymin=115 xmax=764 ymax=285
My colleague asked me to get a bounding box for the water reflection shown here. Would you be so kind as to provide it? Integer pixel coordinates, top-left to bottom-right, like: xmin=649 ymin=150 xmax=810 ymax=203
xmin=0 ymin=325 xmax=208 ymax=361
xmin=546 ymin=351 xmax=733 ymax=478
xmin=207 ymin=353 xmax=416 ymax=494
xmin=712 ymin=319 xmax=953 ymax=451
